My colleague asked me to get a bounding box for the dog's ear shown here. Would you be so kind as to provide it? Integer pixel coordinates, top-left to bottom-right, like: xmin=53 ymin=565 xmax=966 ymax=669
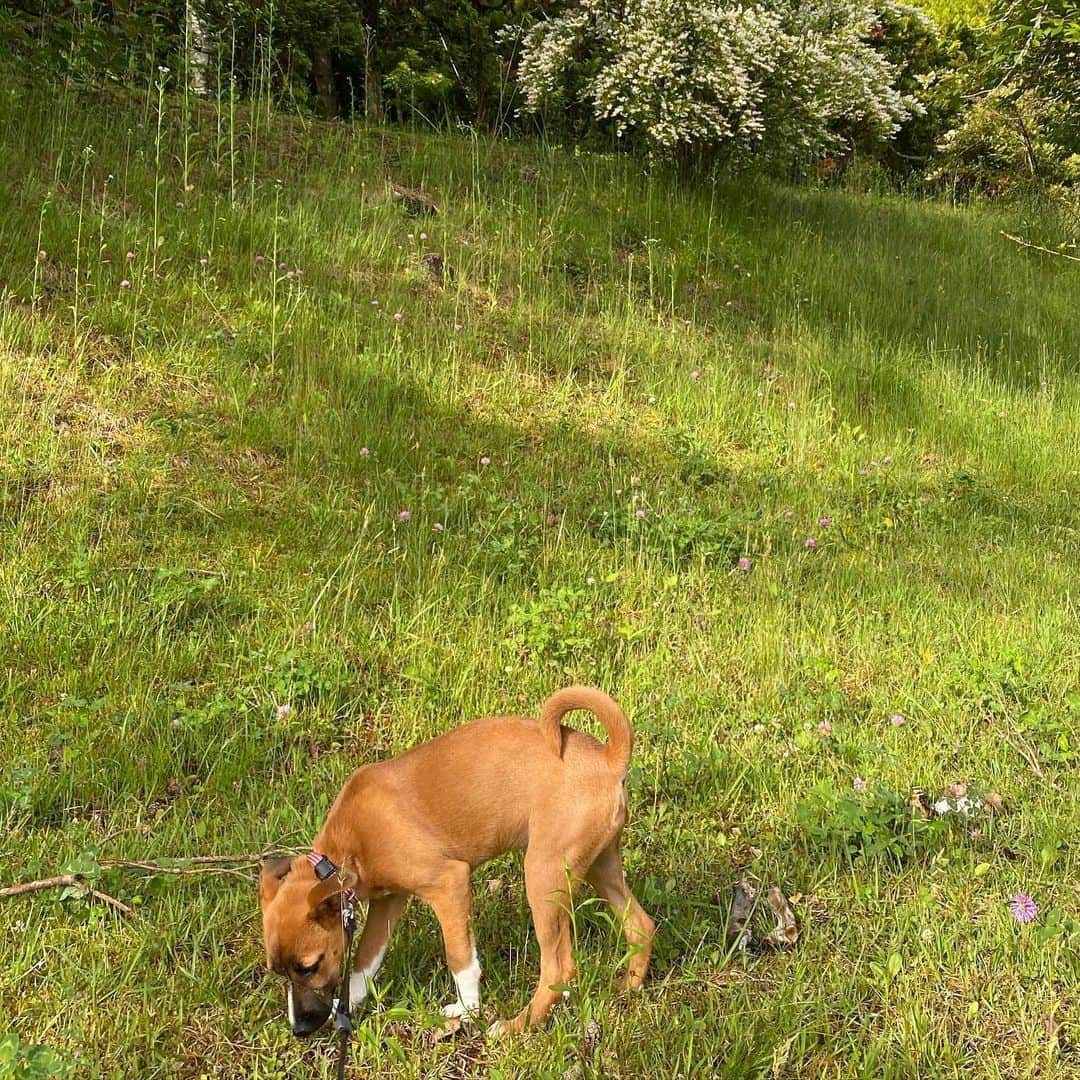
xmin=306 ymin=869 xmax=357 ymax=920
xmin=259 ymin=856 xmax=294 ymax=904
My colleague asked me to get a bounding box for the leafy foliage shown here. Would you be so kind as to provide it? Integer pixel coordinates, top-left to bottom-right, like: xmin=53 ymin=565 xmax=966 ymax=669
xmin=928 ymin=0 xmax=1080 ymax=191
xmin=0 ymin=1034 xmax=75 ymax=1080
xmin=797 ymin=780 xmax=945 ymax=864
xmin=518 ymin=0 xmax=923 ymax=167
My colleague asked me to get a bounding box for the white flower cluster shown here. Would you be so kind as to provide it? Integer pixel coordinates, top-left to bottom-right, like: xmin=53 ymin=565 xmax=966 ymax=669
xmin=518 ymin=0 xmax=917 ymax=162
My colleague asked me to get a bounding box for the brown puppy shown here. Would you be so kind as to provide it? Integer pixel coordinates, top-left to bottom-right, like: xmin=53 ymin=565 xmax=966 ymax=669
xmin=260 ymin=686 xmax=655 ymax=1037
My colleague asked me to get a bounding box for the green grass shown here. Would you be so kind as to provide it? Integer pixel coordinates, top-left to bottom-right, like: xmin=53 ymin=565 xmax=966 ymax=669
xmin=1 ymin=77 xmax=1078 ymax=1079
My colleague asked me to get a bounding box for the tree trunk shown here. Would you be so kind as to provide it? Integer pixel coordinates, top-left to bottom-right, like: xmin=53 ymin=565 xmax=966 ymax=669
xmin=186 ymin=2 xmax=211 ymax=96
xmin=361 ymin=0 xmax=383 ymax=120
xmin=312 ymin=47 xmax=339 ymax=118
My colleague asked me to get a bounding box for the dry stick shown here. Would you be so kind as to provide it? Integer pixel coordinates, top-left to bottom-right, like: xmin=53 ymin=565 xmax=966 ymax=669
xmin=0 ymin=874 xmax=134 ymax=916
xmin=100 ymin=850 xmax=294 ymax=870
xmin=0 ymin=850 xmax=297 ymax=912
xmin=1001 ymin=231 xmax=1080 ymax=263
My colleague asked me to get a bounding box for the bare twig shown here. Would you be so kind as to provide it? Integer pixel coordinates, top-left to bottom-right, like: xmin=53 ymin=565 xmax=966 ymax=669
xmin=0 ymin=851 xmax=297 ymax=911
xmin=0 ymin=874 xmax=134 ymax=916
xmin=0 ymin=875 xmax=78 ymax=899
xmin=86 ymin=888 xmax=136 ymax=917
xmin=100 ymin=850 xmax=294 ymax=870
xmin=1003 ymin=734 xmax=1048 ymax=783
xmin=98 ymin=862 xmax=253 ymax=879
xmin=1001 ymin=232 xmax=1080 ymax=262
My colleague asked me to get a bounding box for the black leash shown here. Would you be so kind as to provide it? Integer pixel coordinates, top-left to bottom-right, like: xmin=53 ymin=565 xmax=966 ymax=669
xmin=309 ymin=853 xmax=358 ymax=1080
xmin=334 ymin=889 xmax=357 ymax=1080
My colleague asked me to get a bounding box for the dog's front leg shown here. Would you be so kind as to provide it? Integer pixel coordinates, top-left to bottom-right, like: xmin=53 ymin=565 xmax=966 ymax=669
xmin=349 ymin=893 xmax=407 ymax=1005
xmin=420 ymin=863 xmax=481 ymax=1020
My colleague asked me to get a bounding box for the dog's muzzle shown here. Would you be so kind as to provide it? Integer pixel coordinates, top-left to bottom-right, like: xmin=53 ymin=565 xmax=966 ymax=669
xmin=286 ymin=980 xmax=334 ymax=1037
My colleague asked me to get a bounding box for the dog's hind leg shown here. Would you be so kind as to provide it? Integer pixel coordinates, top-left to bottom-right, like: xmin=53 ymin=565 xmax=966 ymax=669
xmin=420 ymin=861 xmax=482 ymax=1019
xmin=586 ymin=842 xmax=655 ymax=989
xmin=350 ymin=892 xmax=407 ymax=1005
xmin=492 ymin=849 xmax=578 ymax=1035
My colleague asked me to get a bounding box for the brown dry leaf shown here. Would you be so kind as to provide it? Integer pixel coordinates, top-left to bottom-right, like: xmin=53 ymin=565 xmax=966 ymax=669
xmin=983 ymin=792 xmax=1006 ymax=814
xmin=726 ymin=877 xmax=757 ymax=949
xmin=764 ymin=886 xmax=799 ymax=949
xmin=909 ymin=791 xmax=931 ymax=817
xmin=486 ymin=878 xmax=503 ymax=894
xmin=429 ymin=1016 xmax=464 ymax=1043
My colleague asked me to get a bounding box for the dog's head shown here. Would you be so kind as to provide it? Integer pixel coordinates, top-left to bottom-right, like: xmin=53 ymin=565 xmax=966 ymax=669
xmin=259 ymin=856 xmax=352 ymax=1037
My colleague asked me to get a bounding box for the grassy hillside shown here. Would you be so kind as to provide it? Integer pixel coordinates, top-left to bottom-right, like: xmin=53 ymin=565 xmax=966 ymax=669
xmin=1 ymin=81 xmax=1078 ymax=1078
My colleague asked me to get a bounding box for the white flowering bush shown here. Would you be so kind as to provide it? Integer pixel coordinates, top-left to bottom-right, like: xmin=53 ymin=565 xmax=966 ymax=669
xmin=518 ymin=0 xmax=923 ymax=166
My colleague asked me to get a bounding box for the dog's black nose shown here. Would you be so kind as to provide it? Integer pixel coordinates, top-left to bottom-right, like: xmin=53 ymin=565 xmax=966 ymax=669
xmin=291 ymin=1015 xmax=324 ymax=1038
xmin=287 ymin=982 xmax=333 ymax=1037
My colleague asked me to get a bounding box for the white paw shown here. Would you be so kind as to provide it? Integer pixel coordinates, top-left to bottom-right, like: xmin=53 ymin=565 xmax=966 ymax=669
xmin=487 ymin=1019 xmax=511 ymax=1038
xmin=349 ymin=972 xmax=370 ymax=1005
xmin=441 ymin=1001 xmax=475 ymax=1020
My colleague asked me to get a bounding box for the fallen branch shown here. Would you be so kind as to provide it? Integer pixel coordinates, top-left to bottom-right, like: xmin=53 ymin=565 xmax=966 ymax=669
xmin=0 ymin=850 xmax=297 ymax=913
xmin=100 ymin=850 xmax=293 ymax=872
xmin=0 ymin=874 xmax=134 ymax=916
xmin=1001 ymin=231 xmax=1080 ymax=263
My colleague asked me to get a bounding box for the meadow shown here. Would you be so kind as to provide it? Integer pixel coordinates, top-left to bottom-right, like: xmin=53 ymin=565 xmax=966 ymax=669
xmin=1 ymin=78 xmax=1078 ymax=1078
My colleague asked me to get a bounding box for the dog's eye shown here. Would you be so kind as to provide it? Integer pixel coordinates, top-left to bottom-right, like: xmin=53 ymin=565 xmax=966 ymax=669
xmin=294 ymin=957 xmax=322 ymax=978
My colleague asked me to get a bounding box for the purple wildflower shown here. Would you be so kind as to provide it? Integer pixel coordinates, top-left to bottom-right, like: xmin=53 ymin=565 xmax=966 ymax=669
xmin=359 ymin=447 xmax=370 ymax=457
xmin=819 ymin=516 xmax=832 ymax=528
xmin=1008 ymin=894 xmax=1037 ymax=924
xmin=255 ymin=254 xmax=265 ymax=264
xmin=635 ymin=509 xmax=646 ymax=519
xmin=275 ymin=703 xmax=293 ymax=721
xmin=120 ymin=279 xmax=131 ymax=289
xmin=890 ymin=713 xmax=906 ymax=727
xmin=393 ymin=311 xmax=403 ymax=321
xmin=480 ymin=456 xmax=491 ymax=466
xmin=738 ymin=556 xmax=751 ymax=572
xmin=433 ymin=522 xmax=444 ymax=533
xmin=690 ymin=370 xmax=701 ymax=381
xmin=398 ymin=510 xmax=411 ymax=523
xmin=125 ymin=251 xmax=136 ymax=260
xmin=805 ymin=537 xmax=817 ymax=550
xmin=853 ymin=776 xmax=867 ymax=792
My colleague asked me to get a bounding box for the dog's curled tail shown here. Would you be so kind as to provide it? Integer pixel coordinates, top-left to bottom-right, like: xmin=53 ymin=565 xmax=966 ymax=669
xmin=539 ymin=686 xmax=632 ymax=773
